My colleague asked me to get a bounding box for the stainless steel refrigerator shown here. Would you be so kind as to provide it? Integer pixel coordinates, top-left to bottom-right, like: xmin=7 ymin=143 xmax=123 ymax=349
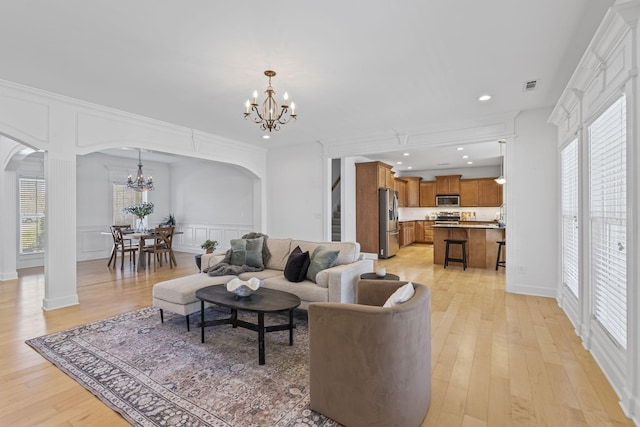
xmin=379 ymin=188 xmax=399 ymax=258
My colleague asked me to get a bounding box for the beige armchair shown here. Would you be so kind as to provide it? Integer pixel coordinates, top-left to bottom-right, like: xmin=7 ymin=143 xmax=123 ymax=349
xmin=309 ymin=279 xmax=431 ymax=427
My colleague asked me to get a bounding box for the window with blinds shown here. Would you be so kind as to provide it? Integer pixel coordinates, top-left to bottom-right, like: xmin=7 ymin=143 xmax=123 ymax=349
xmin=588 ymin=95 xmax=627 ymax=349
xmin=112 ymin=183 xmax=143 ymax=227
xmin=561 ymin=138 xmax=579 ymax=298
xmin=19 ymin=177 xmax=46 ymax=254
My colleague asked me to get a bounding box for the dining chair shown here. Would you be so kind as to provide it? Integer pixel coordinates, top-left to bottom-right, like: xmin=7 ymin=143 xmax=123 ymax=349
xmin=107 ymin=224 xmax=133 ymax=267
xmin=109 ymin=225 xmax=138 ymax=270
xmin=143 ymin=226 xmax=175 ymax=271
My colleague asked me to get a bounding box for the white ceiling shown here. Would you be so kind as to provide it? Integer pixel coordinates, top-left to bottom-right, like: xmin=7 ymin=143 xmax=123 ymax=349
xmin=0 ymin=1 xmax=613 ymax=171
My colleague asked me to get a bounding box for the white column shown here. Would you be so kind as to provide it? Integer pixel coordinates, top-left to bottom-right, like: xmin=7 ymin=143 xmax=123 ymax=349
xmin=0 ymin=168 xmax=18 ymax=280
xmin=42 ymin=151 xmax=78 ymax=310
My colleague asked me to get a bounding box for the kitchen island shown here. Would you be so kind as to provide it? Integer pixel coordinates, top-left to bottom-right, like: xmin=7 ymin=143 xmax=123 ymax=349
xmin=433 ymin=223 xmax=505 ymax=269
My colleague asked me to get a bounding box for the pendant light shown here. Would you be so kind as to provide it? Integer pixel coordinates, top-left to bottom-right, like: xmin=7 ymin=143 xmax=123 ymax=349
xmin=495 ymin=140 xmax=506 ymax=185
xmin=244 ymin=70 xmax=297 ymax=132
xmin=127 ymin=149 xmax=154 ymax=192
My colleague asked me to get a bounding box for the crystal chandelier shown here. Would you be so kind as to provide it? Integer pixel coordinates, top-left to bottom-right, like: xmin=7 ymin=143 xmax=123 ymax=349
xmin=244 ymin=70 xmax=297 ymax=132
xmin=127 ymin=150 xmax=154 ymax=192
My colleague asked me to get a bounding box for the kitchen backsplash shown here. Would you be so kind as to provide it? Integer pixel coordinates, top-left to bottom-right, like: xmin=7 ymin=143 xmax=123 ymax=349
xmin=398 ymin=207 xmax=501 ymax=222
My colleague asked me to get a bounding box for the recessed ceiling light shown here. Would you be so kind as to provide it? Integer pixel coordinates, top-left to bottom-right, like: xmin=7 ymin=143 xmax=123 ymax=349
xmin=467 ymin=161 xmax=473 ymax=164
xmin=457 ymin=147 xmax=464 ymax=151
xmin=462 ymin=155 xmax=469 ymax=159
xmin=478 ymin=94 xmax=492 ymax=102
xmin=397 ymin=161 xmax=403 ymax=165
xmin=407 ymin=166 xmax=412 ymax=169
xmin=403 ymin=152 xmax=410 ymax=156
xmin=262 ymin=135 xmax=270 ymax=139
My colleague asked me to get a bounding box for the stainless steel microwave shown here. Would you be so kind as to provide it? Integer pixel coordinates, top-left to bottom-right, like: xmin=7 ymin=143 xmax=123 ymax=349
xmin=436 ymin=194 xmax=460 ymax=207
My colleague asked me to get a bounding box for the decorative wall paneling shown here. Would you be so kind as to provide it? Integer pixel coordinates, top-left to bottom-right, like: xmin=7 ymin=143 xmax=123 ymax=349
xmin=76 ymin=223 xmax=254 ymax=262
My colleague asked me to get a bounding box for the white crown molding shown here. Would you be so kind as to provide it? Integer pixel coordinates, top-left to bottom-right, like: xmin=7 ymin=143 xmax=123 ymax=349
xmin=550 ymin=1 xmax=640 ymax=124
xmin=321 ymin=111 xmax=519 ymax=159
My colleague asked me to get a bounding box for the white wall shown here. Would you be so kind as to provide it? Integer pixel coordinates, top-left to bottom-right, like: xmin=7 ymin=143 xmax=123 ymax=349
xmin=169 ymin=159 xmax=256 ymax=253
xmin=399 ymin=207 xmax=500 ymax=222
xmin=507 ymin=107 xmax=558 ymax=297
xmin=170 ymin=159 xmax=254 ymax=226
xmin=77 ymin=153 xmax=171 ymax=228
xmin=267 ymin=142 xmax=325 ymax=240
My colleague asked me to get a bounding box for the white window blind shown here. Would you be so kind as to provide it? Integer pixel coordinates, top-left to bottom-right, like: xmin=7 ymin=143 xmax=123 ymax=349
xmin=561 ymin=138 xmax=579 ymax=297
xmin=589 ymin=95 xmax=627 ymax=349
xmin=112 ymin=183 xmax=143 ymax=227
xmin=19 ymin=177 xmax=46 ymax=254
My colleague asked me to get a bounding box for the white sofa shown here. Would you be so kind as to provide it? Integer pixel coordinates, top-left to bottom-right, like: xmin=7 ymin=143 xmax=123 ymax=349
xmin=152 ymin=238 xmax=374 ymax=328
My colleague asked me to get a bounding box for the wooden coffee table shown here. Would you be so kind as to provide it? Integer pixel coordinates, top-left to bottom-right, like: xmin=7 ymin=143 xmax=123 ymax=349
xmin=195 ymin=284 xmax=301 ymax=365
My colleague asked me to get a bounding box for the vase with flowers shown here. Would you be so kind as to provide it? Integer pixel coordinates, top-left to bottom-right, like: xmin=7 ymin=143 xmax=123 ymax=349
xmin=123 ymin=202 xmax=154 ymax=232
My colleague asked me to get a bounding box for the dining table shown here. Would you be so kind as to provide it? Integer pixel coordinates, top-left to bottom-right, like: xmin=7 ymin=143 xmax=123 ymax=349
xmin=104 ymin=229 xmax=183 ymax=272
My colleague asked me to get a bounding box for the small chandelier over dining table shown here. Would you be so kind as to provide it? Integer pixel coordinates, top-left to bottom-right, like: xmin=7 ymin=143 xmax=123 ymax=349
xmin=244 ymin=70 xmax=297 ymax=132
xmin=127 ymin=149 xmax=154 ymax=192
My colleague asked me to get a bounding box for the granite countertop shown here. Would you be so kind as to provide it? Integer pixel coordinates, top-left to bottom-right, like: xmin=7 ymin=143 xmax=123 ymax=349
xmin=432 ymin=224 xmax=504 ymax=229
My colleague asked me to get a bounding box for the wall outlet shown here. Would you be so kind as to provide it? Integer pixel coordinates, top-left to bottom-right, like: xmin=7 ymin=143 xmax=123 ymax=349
xmin=518 ymin=265 xmax=525 ymax=274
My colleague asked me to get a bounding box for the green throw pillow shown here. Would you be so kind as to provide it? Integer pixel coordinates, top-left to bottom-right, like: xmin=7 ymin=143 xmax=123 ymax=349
xmin=229 ymin=236 xmax=265 ymax=268
xmin=306 ymin=246 xmax=340 ymax=283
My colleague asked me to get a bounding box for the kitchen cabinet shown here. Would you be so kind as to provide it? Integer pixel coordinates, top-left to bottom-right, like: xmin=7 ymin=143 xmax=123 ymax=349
xmin=460 ymin=179 xmax=479 ymax=207
xmin=356 ymin=161 xmax=395 ymax=254
xmin=400 ymin=221 xmax=415 ymax=247
xmin=419 ymin=181 xmax=436 ymax=207
xmin=459 ymin=178 xmax=502 ymax=207
xmin=395 ymin=178 xmax=407 ymax=207
xmin=436 ymin=175 xmax=461 ymax=194
xmin=478 ymin=178 xmax=503 ymax=207
xmin=377 ymin=164 xmax=395 ymax=190
xmin=403 ymin=177 xmax=421 ymax=207
xmin=415 ymin=220 xmax=435 ymax=243
xmin=423 ymin=221 xmax=434 ymax=243
xmin=415 ymin=220 xmax=425 ymax=242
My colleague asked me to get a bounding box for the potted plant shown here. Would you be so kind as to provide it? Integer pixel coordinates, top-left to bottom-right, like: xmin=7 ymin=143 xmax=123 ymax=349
xmin=123 ymin=202 xmax=154 ymax=231
xmin=162 ymin=213 xmax=176 ymax=227
xmin=201 ymin=239 xmax=219 ymax=254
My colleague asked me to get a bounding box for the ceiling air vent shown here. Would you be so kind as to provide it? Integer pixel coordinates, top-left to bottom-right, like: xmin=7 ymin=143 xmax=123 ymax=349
xmin=523 ymin=80 xmax=538 ymax=91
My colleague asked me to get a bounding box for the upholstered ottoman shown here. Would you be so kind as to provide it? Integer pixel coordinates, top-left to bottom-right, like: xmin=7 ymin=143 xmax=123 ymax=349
xmin=152 ymin=273 xmax=236 ymax=330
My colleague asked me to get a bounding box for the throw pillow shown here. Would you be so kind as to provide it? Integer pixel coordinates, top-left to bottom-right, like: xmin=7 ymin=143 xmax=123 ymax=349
xmin=241 ymin=232 xmax=271 ymax=267
xmin=244 ymin=236 xmax=265 ymax=268
xmin=229 ymin=236 xmax=265 ymax=268
xmin=306 ymin=246 xmax=340 ymax=283
xmin=284 ymin=246 xmax=311 ymax=282
xmin=229 ymin=239 xmax=246 ymax=266
xmin=383 ymin=282 xmax=415 ymax=308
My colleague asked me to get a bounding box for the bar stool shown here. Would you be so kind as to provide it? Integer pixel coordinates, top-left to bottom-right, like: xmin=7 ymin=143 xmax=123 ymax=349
xmin=444 ymin=239 xmax=467 ymax=270
xmin=495 ymin=241 xmax=506 ymax=270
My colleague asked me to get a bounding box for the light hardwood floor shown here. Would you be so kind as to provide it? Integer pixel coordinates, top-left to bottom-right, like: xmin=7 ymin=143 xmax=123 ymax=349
xmin=0 ymin=246 xmax=634 ymax=427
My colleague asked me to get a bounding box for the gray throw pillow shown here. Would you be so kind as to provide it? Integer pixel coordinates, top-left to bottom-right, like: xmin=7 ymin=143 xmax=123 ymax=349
xmin=306 ymin=245 xmax=340 ymax=283
xmin=229 ymin=236 xmax=265 ymax=268
xmin=229 ymin=239 xmax=247 ymax=266
xmin=245 ymin=236 xmax=265 ymax=268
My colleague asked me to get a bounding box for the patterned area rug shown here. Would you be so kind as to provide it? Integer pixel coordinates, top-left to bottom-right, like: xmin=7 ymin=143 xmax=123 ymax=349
xmin=26 ymin=306 xmax=336 ymax=427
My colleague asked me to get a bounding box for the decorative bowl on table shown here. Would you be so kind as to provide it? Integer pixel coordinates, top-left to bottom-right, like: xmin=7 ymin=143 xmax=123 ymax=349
xmin=226 ymin=277 xmax=263 ymax=297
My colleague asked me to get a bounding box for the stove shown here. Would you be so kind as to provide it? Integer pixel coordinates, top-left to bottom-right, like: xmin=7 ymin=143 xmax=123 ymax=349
xmin=435 ymin=211 xmax=461 ymax=224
